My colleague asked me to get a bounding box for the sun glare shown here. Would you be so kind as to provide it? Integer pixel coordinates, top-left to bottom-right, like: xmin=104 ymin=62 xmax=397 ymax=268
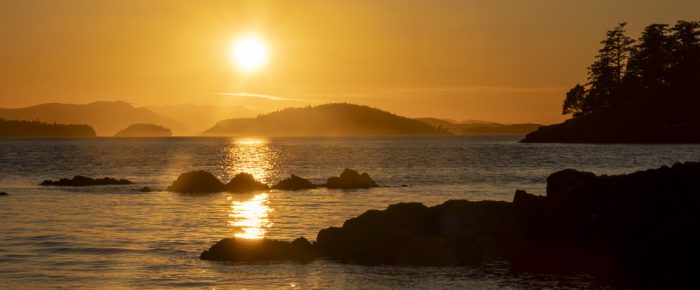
xmin=231 ymin=36 xmax=268 ymax=70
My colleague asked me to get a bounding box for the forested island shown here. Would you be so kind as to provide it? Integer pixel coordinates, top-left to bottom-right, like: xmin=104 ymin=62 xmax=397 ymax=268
xmin=523 ymin=21 xmax=700 ymax=143
xmin=0 ymin=118 xmax=96 ymax=137
xmin=113 ymin=123 xmax=172 ymax=137
xmin=203 ymin=103 xmax=449 ymax=136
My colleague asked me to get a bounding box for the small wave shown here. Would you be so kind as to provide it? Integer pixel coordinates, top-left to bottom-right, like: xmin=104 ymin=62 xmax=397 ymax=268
xmin=46 ymin=246 xmax=142 ymax=255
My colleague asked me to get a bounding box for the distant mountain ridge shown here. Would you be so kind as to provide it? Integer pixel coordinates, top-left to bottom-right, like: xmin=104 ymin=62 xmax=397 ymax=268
xmin=146 ymin=104 xmax=258 ymax=134
xmin=204 ymin=103 xmax=449 ymax=136
xmin=0 ymin=101 xmax=183 ymax=136
xmin=416 ymin=118 xmax=541 ymax=136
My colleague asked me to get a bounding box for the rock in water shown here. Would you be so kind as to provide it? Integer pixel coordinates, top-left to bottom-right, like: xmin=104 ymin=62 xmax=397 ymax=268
xmin=40 ymin=176 xmax=133 ymax=186
xmin=326 ymin=169 xmax=379 ymax=189
xmin=166 ymin=171 xmax=225 ymax=193
xmin=200 ymin=237 xmax=316 ymax=262
xmin=0 ymin=192 xmax=8 ymax=196
xmin=272 ymin=175 xmax=316 ymax=190
xmin=224 ymin=173 xmax=269 ymax=193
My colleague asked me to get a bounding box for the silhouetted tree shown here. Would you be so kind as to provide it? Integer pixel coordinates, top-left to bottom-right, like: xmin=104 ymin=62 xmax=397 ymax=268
xmin=583 ymin=23 xmax=635 ymax=114
xmin=668 ymin=21 xmax=700 ymax=117
xmin=562 ymin=84 xmax=586 ymax=116
xmin=625 ymin=24 xmax=673 ymax=110
xmin=537 ymin=20 xmax=700 ymax=143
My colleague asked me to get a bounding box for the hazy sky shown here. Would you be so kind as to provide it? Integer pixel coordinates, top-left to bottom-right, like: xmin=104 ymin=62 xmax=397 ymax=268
xmin=1 ymin=0 xmax=698 ymax=123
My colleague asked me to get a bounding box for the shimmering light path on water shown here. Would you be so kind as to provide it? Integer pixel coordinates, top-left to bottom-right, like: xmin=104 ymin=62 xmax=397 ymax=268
xmin=1 ymin=136 xmax=699 ymax=288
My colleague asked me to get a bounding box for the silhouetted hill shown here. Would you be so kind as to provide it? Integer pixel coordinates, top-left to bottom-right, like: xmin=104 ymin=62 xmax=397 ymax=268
xmin=204 ymin=103 xmax=450 ymax=136
xmin=147 ymin=104 xmax=258 ymax=134
xmin=416 ymin=118 xmax=540 ymax=136
xmin=0 ymin=118 xmax=95 ymax=137
xmin=0 ymin=101 xmax=183 ymax=136
xmin=114 ymin=123 xmax=172 ymax=137
xmin=523 ymin=21 xmax=700 ymax=143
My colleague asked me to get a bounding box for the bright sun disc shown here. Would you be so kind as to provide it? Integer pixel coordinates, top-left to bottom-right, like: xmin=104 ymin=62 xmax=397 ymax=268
xmin=231 ymin=37 xmax=268 ymax=69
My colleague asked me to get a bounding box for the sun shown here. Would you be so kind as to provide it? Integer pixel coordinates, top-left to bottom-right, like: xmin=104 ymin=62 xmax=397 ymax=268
xmin=230 ymin=36 xmax=268 ymax=70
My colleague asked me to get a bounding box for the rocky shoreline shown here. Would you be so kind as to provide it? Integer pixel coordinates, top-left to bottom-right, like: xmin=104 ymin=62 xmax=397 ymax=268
xmin=200 ymin=162 xmax=700 ymax=288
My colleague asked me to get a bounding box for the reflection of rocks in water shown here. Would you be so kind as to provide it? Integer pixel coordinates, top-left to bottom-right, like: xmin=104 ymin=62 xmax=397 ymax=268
xmin=40 ymin=176 xmax=133 ymax=186
xmin=139 ymin=186 xmax=154 ymax=192
xmin=325 ymin=169 xmax=379 ymax=189
xmin=272 ymin=175 xmax=315 ymax=190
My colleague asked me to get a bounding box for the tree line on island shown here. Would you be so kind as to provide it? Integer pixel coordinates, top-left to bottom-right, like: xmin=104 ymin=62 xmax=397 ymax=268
xmin=524 ymin=20 xmax=700 ymax=143
xmin=0 ymin=118 xmax=172 ymax=138
xmin=0 ymin=118 xmax=96 ymax=137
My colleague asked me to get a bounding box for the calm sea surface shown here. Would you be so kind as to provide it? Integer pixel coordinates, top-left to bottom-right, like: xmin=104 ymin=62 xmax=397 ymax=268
xmin=1 ymin=136 xmax=699 ymax=289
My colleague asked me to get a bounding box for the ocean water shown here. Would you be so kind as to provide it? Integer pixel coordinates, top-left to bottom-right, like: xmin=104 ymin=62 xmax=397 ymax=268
xmin=1 ymin=136 xmax=699 ymax=289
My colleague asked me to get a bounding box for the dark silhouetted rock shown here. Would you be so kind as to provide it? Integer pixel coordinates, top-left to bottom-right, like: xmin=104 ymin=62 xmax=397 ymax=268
xmin=272 ymin=175 xmax=315 ymax=190
xmin=40 ymin=176 xmax=133 ymax=186
xmin=140 ymin=186 xmax=154 ymax=192
xmin=200 ymin=237 xmax=317 ymax=262
xmin=224 ymin=173 xmax=269 ymax=193
xmin=0 ymin=192 xmax=8 ymax=196
xmin=166 ymin=171 xmax=225 ymax=193
xmin=200 ymin=162 xmax=700 ymax=288
xmin=316 ymin=200 xmax=510 ymax=265
xmin=325 ymin=169 xmax=379 ymax=189
xmin=545 ymin=169 xmax=596 ymax=200
xmin=315 ymin=162 xmax=700 ymax=287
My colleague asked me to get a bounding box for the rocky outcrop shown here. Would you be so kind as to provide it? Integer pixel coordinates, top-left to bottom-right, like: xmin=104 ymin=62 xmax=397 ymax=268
xmin=201 ymin=162 xmax=700 ymax=288
xmin=167 ymin=171 xmax=268 ymax=193
xmin=200 ymin=237 xmax=317 ymax=262
xmin=167 ymin=171 xmax=225 ymax=193
xmin=272 ymin=175 xmax=316 ymax=190
xmin=325 ymin=169 xmax=379 ymax=189
xmin=40 ymin=176 xmax=133 ymax=186
xmin=521 ymin=115 xmax=700 ymax=143
xmin=545 ymin=169 xmax=596 ymax=201
xmin=316 ymin=200 xmax=511 ymax=266
xmin=224 ymin=173 xmax=269 ymax=193
xmin=0 ymin=192 xmax=8 ymax=196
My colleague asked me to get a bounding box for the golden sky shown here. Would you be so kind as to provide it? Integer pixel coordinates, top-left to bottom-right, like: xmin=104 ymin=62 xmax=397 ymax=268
xmin=1 ymin=0 xmax=698 ymax=124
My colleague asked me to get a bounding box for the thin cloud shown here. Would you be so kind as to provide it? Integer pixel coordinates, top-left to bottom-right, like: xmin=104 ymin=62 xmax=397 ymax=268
xmin=215 ymin=92 xmax=311 ymax=102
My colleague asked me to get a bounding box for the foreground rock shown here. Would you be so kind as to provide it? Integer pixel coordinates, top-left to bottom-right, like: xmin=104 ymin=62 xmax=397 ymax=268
xmin=201 ymin=162 xmax=700 ymax=288
xmin=325 ymin=169 xmax=379 ymax=189
xmin=200 ymin=237 xmax=317 ymax=262
xmin=167 ymin=171 xmax=268 ymax=193
xmin=224 ymin=173 xmax=269 ymax=193
xmin=0 ymin=192 xmax=8 ymax=196
xmin=40 ymin=176 xmax=133 ymax=186
xmin=272 ymin=175 xmax=316 ymax=190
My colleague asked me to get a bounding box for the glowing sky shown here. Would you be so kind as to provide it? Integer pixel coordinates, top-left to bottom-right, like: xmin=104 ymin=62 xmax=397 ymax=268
xmin=1 ymin=0 xmax=698 ymax=123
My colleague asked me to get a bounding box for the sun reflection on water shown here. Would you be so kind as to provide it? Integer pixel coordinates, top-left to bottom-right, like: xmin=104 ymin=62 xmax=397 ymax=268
xmin=228 ymin=193 xmax=272 ymax=239
xmin=221 ymin=137 xmax=277 ymax=184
